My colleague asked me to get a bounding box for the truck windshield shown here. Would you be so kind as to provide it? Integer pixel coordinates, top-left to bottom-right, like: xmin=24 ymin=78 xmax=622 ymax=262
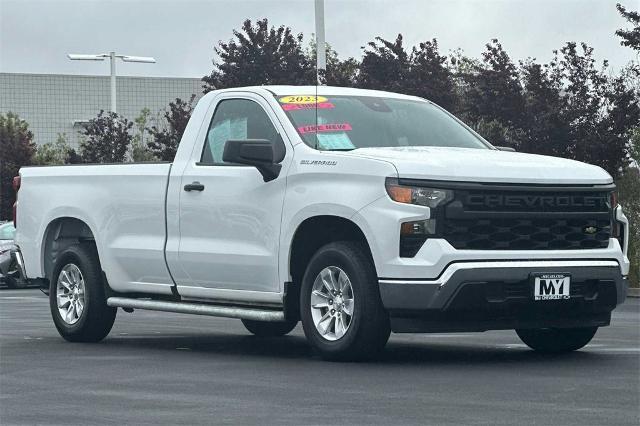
xmin=277 ymin=95 xmax=489 ymax=151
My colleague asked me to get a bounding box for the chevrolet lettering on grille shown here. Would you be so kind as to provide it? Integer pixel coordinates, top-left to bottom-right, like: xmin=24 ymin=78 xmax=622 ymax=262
xmin=465 ymin=194 xmax=608 ymax=209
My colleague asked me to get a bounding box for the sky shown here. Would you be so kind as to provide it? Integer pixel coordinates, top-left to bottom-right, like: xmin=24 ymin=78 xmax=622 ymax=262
xmin=0 ymin=0 xmax=638 ymax=79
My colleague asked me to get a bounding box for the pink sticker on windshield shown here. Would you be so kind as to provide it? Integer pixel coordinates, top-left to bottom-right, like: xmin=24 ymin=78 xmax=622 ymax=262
xmin=282 ymin=102 xmax=334 ymax=111
xmin=298 ymin=123 xmax=352 ymax=134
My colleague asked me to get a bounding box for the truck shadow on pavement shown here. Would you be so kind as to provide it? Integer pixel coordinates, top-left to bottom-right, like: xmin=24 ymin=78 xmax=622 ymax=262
xmin=98 ymin=331 xmax=605 ymax=365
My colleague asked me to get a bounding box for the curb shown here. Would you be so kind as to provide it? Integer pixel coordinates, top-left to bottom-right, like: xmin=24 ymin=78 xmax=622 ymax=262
xmin=628 ymin=288 xmax=640 ymax=298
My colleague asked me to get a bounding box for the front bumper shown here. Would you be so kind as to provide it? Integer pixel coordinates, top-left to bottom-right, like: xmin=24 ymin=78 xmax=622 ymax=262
xmin=379 ymin=260 xmax=627 ymax=333
xmin=9 ymin=249 xmax=27 ymax=280
xmin=353 ymin=196 xmax=630 ymax=280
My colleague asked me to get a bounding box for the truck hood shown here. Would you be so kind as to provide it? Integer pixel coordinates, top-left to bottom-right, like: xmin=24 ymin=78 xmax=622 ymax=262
xmin=345 ymin=147 xmax=612 ymax=185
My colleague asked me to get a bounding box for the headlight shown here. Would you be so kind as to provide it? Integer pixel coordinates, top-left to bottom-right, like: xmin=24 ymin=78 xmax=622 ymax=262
xmin=385 ymin=179 xmax=453 ymax=208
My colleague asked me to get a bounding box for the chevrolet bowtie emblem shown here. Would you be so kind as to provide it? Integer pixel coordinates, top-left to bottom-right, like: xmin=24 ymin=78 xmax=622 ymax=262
xmin=583 ymin=226 xmax=598 ymax=234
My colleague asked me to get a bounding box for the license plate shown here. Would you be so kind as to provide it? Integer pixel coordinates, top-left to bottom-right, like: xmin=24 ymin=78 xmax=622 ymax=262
xmin=533 ymin=273 xmax=571 ymax=301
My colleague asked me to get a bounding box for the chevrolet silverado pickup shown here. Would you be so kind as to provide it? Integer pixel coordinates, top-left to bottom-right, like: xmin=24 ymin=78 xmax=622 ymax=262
xmin=12 ymin=86 xmax=630 ymax=360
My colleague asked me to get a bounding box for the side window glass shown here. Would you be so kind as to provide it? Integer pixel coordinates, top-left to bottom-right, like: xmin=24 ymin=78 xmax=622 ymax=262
xmin=201 ymin=99 xmax=281 ymax=165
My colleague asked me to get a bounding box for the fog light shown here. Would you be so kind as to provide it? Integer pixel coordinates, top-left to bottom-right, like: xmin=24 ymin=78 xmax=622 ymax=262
xmin=401 ymin=219 xmax=436 ymax=236
xmin=400 ymin=219 xmax=436 ymax=258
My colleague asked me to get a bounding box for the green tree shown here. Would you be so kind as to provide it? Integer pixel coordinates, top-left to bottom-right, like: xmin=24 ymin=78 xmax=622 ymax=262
xmin=0 ymin=112 xmax=35 ymax=220
xmin=33 ymin=133 xmax=78 ymax=165
xmin=357 ymin=35 xmax=457 ymax=110
xmin=552 ymin=42 xmax=631 ymax=176
xmin=449 ymin=48 xmax=481 ymax=114
xmin=358 ymin=34 xmax=410 ymax=93
xmin=409 ymin=39 xmax=457 ymax=111
xmin=131 ymin=108 xmax=157 ymax=162
xmin=202 ymin=18 xmax=313 ymax=92
xmin=469 ymin=118 xmax=521 ymax=148
xmin=518 ymin=59 xmax=570 ymax=156
xmin=305 ymin=40 xmax=359 ymax=86
xmin=601 ymin=74 xmax=640 ymax=170
xmin=456 ymin=39 xmax=526 ymax=146
xmin=616 ymin=3 xmax=640 ymax=51
xmin=79 ymin=110 xmax=133 ymax=163
xmin=148 ymin=96 xmax=195 ymax=161
xmin=630 ymin=126 xmax=640 ymax=164
xmin=326 ymin=55 xmax=359 ymax=87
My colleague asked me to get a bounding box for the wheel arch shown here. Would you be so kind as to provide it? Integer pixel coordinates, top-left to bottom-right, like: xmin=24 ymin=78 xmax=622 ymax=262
xmin=41 ymin=217 xmax=97 ymax=282
xmin=288 ymin=215 xmax=375 ymax=288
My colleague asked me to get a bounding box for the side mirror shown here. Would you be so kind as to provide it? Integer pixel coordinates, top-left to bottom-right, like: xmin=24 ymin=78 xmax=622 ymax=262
xmin=222 ymin=139 xmax=282 ymax=182
xmin=495 ymin=146 xmax=516 ymax=152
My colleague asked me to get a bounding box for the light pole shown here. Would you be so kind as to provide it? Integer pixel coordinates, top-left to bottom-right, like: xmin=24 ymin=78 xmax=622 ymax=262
xmin=67 ymin=52 xmax=156 ymax=113
xmin=315 ymin=0 xmax=326 ymax=85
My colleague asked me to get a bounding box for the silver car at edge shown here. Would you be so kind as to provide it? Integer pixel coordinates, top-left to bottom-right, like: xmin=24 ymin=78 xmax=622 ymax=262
xmin=0 ymin=221 xmax=25 ymax=289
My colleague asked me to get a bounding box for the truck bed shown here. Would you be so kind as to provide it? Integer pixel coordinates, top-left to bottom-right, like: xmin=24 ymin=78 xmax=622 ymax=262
xmin=16 ymin=163 xmax=173 ymax=293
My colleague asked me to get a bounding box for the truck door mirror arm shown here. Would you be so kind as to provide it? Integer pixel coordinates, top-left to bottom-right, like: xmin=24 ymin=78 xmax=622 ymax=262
xmin=222 ymin=139 xmax=282 ymax=182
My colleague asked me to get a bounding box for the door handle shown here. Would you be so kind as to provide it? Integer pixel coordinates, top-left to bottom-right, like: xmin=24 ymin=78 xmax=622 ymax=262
xmin=184 ymin=182 xmax=205 ymax=192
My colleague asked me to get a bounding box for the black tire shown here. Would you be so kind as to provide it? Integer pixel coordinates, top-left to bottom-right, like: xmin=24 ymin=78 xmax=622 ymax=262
xmin=49 ymin=243 xmax=116 ymax=342
xmin=241 ymin=318 xmax=298 ymax=337
xmin=300 ymin=241 xmax=390 ymax=361
xmin=516 ymin=327 xmax=598 ymax=353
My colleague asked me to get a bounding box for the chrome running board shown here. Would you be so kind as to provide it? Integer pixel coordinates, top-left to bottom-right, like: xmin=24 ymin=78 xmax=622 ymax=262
xmin=106 ymin=297 xmax=285 ymax=322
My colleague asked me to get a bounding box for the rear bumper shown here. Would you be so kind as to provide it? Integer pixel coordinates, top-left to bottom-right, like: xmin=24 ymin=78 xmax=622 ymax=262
xmin=379 ymin=260 xmax=627 ymax=333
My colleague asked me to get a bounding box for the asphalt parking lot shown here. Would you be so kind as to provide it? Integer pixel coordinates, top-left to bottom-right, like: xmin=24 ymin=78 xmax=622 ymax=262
xmin=1 ymin=287 xmax=638 ymax=426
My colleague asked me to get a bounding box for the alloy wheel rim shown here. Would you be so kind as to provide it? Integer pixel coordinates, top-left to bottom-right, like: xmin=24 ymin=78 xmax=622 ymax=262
xmin=310 ymin=266 xmax=354 ymax=341
xmin=56 ymin=264 xmax=85 ymax=325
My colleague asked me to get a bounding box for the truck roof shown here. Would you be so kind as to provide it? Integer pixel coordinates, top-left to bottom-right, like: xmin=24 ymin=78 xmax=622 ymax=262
xmin=214 ymin=85 xmax=424 ymax=101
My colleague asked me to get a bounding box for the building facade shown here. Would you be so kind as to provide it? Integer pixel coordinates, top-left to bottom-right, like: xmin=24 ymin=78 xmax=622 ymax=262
xmin=0 ymin=73 xmax=203 ymax=148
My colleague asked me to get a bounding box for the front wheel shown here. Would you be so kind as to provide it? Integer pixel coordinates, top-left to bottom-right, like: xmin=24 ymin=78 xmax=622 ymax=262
xmin=300 ymin=241 xmax=390 ymax=361
xmin=516 ymin=327 xmax=598 ymax=353
xmin=50 ymin=243 xmax=116 ymax=342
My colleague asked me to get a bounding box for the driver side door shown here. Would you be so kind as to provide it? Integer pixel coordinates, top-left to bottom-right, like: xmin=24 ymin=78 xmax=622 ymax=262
xmin=174 ymin=93 xmax=291 ymax=302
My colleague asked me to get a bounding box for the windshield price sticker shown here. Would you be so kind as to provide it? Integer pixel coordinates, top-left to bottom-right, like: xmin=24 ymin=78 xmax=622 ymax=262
xmin=279 ymin=95 xmax=328 ymax=104
xmin=281 ymin=102 xmax=334 ymax=111
xmin=298 ymin=123 xmax=352 ymax=134
xmin=317 ymin=133 xmax=356 ymax=150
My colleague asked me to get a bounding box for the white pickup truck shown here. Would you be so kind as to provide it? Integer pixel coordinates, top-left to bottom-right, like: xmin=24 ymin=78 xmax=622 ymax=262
xmin=13 ymin=86 xmax=630 ymax=360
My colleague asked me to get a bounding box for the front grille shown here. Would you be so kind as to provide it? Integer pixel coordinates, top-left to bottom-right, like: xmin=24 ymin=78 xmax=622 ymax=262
xmin=437 ymin=184 xmax=614 ymax=251
xmin=443 ymin=217 xmax=611 ymax=250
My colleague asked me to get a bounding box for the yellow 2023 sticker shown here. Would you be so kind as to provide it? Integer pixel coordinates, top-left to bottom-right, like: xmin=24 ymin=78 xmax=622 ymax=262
xmin=279 ymin=95 xmax=328 ymax=104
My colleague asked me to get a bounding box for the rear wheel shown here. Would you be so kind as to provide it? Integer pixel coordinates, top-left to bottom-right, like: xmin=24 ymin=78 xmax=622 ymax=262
xmin=241 ymin=318 xmax=298 ymax=337
xmin=300 ymin=241 xmax=390 ymax=361
xmin=516 ymin=327 xmax=598 ymax=353
xmin=50 ymin=243 xmax=116 ymax=342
